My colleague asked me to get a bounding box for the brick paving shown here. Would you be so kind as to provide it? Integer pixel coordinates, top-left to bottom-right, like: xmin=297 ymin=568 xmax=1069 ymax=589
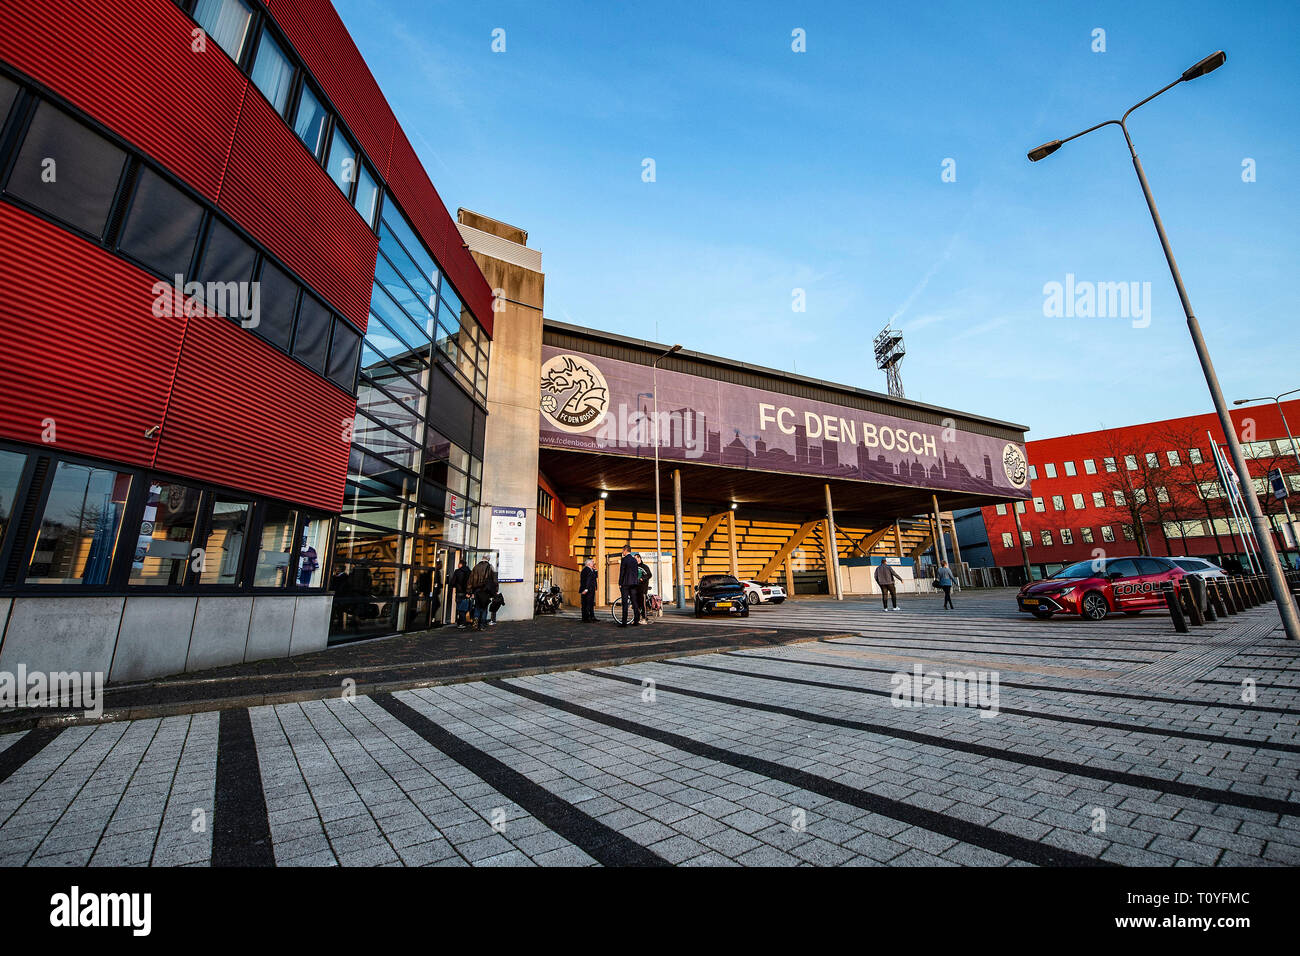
xmin=1 ymin=589 xmax=1298 ymax=866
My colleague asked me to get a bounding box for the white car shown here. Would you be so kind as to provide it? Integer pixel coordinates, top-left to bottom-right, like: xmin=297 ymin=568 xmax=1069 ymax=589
xmin=1171 ymin=557 xmax=1227 ymax=579
xmin=740 ymin=580 xmax=786 ymax=605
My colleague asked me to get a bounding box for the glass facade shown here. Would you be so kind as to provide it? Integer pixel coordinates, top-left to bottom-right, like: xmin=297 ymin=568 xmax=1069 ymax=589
xmin=330 ymin=192 xmax=490 ymax=642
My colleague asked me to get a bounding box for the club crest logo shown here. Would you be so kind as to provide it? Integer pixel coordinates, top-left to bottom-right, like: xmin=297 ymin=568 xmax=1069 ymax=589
xmin=540 ymin=354 xmax=610 ymax=433
xmin=1002 ymin=443 xmax=1028 ymax=489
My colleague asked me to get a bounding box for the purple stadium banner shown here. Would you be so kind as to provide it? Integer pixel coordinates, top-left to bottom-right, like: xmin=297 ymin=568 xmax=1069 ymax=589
xmin=539 ymin=345 xmax=1030 ymax=498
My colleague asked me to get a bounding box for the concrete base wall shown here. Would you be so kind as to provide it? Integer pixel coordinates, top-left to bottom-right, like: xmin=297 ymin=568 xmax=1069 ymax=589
xmin=0 ymin=594 xmax=334 ymax=684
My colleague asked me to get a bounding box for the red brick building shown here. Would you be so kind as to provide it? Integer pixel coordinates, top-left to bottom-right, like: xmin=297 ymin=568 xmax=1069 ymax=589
xmin=981 ymin=401 xmax=1300 ymax=579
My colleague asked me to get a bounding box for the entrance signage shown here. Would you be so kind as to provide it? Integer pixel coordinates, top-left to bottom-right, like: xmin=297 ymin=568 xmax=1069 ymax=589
xmin=539 ymin=345 xmax=1030 ymax=498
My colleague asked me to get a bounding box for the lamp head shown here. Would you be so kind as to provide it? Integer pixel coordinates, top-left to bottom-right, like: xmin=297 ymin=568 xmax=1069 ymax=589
xmin=1027 ymin=140 xmax=1062 ymax=162
xmin=1182 ymin=50 xmax=1226 ymax=81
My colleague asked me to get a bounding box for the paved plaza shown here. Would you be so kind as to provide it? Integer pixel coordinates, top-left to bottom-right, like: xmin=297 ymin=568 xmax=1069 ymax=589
xmin=1 ymin=591 xmax=1298 ymax=866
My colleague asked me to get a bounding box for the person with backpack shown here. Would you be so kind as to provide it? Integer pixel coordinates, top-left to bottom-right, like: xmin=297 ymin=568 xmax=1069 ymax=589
xmin=488 ymin=590 xmax=505 ymax=626
xmin=449 ymin=558 xmax=471 ymax=629
xmin=634 ymin=553 xmax=653 ymax=623
xmin=467 ymin=559 xmax=497 ymax=631
xmin=935 ymin=561 xmax=957 ymax=610
xmin=875 ymin=561 xmax=903 ymax=611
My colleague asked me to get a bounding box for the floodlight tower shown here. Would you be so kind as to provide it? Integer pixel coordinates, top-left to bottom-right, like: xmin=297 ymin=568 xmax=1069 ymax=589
xmin=874 ymin=324 xmax=906 ymax=398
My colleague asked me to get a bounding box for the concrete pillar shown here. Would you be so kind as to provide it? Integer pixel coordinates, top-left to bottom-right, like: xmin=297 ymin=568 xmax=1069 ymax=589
xmin=727 ymin=509 xmax=739 ymax=578
xmin=949 ymin=515 xmax=965 ymax=585
xmin=932 ymin=494 xmax=949 ymax=568
xmin=824 ymin=483 xmax=842 ymax=600
xmin=460 ymin=211 xmax=544 ymax=622
xmin=673 ymin=469 xmax=685 ymax=607
xmin=784 ymin=557 xmax=795 ymax=596
xmin=595 ymin=496 xmax=606 ymax=606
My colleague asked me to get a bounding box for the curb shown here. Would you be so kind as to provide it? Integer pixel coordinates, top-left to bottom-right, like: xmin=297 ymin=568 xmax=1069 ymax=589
xmin=1 ymin=631 xmax=847 ymax=733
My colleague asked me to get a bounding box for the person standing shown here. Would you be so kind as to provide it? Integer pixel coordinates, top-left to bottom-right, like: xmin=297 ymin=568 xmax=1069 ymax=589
xmin=579 ymin=557 xmax=598 ymax=622
xmin=467 ymin=559 xmax=497 ymax=631
xmin=875 ymin=561 xmax=903 ymax=611
xmin=935 ymin=560 xmax=956 ymax=610
xmin=449 ymin=558 xmax=471 ymax=629
xmin=617 ymin=544 xmax=642 ymax=626
xmin=635 ymin=553 xmax=653 ymax=624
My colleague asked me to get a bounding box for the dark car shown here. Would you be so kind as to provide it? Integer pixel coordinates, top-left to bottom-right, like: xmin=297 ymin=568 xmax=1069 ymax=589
xmin=694 ymin=574 xmax=750 ymax=618
xmin=1017 ymin=556 xmax=1185 ymax=621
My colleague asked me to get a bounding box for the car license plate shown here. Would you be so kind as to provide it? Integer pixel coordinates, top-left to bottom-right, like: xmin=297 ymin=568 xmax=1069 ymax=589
xmin=716 ymin=602 xmax=732 ymax=609
xmin=1022 ymin=599 xmax=1038 ymax=607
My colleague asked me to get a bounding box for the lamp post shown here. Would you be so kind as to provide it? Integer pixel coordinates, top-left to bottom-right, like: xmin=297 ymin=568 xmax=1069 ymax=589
xmin=1027 ymin=51 xmax=1300 ymax=641
xmin=653 ymin=343 xmax=682 ymax=612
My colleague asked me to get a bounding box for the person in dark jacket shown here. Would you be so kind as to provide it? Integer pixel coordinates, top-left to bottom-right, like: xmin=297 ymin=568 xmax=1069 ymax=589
xmin=875 ymin=561 xmax=903 ymax=610
xmin=467 ymin=560 xmax=497 ymax=631
xmin=579 ymin=558 xmax=598 ymax=622
xmin=634 ymin=554 xmax=653 ymax=623
xmin=617 ymin=545 xmax=642 ymax=626
xmin=449 ymin=558 xmax=471 ymax=629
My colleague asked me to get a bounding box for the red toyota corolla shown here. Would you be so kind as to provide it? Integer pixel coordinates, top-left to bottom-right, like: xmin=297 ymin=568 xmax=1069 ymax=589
xmin=1017 ymin=556 xmax=1186 ymax=621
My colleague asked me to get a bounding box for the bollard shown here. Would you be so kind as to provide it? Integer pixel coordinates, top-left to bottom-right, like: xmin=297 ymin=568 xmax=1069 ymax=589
xmin=1229 ymin=577 xmax=1246 ymax=612
xmin=1243 ymin=575 xmax=1258 ymax=607
xmin=1207 ymin=578 xmax=1227 ymax=619
xmin=1163 ymin=581 xmax=1189 ymax=633
xmin=1215 ymin=578 xmax=1235 ymax=616
xmin=1182 ymin=578 xmax=1205 ymax=626
xmin=1197 ymin=576 xmax=1217 ymax=622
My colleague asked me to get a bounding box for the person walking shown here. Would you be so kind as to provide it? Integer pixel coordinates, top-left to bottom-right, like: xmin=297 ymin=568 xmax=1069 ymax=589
xmin=467 ymin=559 xmax=497 ymax=631
xmin=617 ymin=545 xmax=643 ymax=626
xmin=579 ymin=557 xmax=598 ymax=622
xmin=449 ymin=558 xmax=471 ymax=629
xmin=935 ymin=561 xmax=956 ymax=610
xmin=634 ymin=553 xmax=653 ymax=624
xmin=875 ymin=561 xmax=903 ymax=611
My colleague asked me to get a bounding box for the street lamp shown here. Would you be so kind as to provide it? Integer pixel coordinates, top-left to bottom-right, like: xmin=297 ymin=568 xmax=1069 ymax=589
xmin=653 ymin=343 xmax=682 ymax=612
xmin=1234 ymin=389 xmax=1300 ymax=474
xmin=1027 ymin=50 xmax=1300 ymax=641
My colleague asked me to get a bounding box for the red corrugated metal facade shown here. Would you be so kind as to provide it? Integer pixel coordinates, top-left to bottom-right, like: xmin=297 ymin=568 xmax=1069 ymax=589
xmin=266 ymin=0 xmax=496 ymax=333
xmin=0 ymin=0 xmax=245 ymax=204
xmin=0 ymin=203 xmax=185 ymax=470
xmin=0 ymin=0 xmax=495 ymax=514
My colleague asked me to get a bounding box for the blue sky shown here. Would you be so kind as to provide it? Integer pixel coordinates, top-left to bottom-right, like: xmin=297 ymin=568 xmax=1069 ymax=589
xmin=335 ymin=0 xmax=1299 ymax=439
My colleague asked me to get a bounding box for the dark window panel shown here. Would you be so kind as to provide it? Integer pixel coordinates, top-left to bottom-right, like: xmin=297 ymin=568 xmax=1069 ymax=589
xmin=292 ymin=296 xmax=331 ymax=373
xmin=0 ymin=75 xmax=18 ymax=129
xmin=117 ymin=168 xmax=204 ymax=279
xmin=254 ymin=260 xmax=297 ymax=351
xmin=6 ymin=101 xmax=126 ymax=237
xmin=196 ymin=217 xmax=256 ymax=288
xmin=328 ymin=320 xmax=361 ymax=392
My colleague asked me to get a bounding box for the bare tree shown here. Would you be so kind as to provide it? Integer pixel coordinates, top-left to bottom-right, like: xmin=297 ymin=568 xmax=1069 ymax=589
xmin=1155 ymin=423 xmax=1231 ymax=560
xmin=1093 ymin=435 xmax=1154 ymax=556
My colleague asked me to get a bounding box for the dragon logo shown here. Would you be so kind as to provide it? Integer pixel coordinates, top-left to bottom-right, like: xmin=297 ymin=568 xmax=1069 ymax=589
xmin=1002 ymin=442 xmax=1028 ymax=489
xmin=540 ymin=354 xmax=610 ymax=433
